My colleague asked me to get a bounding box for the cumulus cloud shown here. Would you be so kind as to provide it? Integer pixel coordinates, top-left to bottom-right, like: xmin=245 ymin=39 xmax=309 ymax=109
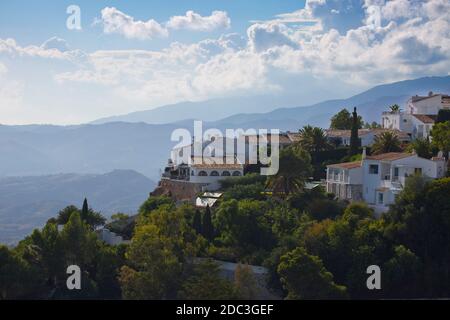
xmin=247 ymin=23 xmax=299 ymax=52
xmin=167 ymin=10 xmax=230 ymax=31
xmin=97 ymin=8 xmax=231 ymax=39
xmin=3 ymin=0 xmax=450 ymax=121
xmin=98 ymin=7 xmax=168 ymax=40
xmin=41 ymin=37 xmax=70 ymax=52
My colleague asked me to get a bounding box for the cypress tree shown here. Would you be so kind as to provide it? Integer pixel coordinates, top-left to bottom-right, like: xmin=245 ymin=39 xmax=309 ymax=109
xmin=349 ymin=107 xmax=361 ymax=156
xmin=81 ymin=198 xmax=88 ymax=221
xmin=202 ymin=205 xmax=214 ymax=241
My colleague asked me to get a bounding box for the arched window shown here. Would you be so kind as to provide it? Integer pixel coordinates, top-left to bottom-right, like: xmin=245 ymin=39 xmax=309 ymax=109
xmin=221 ymin=171 xmax=231 ymax=176
xmin=198 ymin=171 xmax=208 ymax=176
xmin=210 ymin=171 xmax=219 ymax=176
xmin=232 ymin=171 xmax=242 ymax=176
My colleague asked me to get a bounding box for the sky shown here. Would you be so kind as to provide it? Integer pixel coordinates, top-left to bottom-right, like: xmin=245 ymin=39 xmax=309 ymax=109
xmin=1 ymin=0 xmax=450 ymax=125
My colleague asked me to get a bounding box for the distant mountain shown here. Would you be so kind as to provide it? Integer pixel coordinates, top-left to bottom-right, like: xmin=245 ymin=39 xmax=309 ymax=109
xmin=91 ymin=95 xmax=298 ymax=125
xmin=0 ymin=170 xmax=155 ymax=245
xmin=0 ymin=122 xmax=180 ymax=180
xmin=1 ymin=75 xmax=449 ymax=185
xmin=210 ymin=75 xmax=450 ymax=130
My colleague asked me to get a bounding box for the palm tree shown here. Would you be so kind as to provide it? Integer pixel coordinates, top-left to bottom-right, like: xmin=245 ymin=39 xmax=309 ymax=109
xmin=389 ymin=104 xmax=401 ymax=113
xmin=266 ymin=146 xmax=312 ymax=196
xmin=298 ymin=125 xmax=331 ymax=153
xmin=372 ymin=131 xmax=402 ymax=155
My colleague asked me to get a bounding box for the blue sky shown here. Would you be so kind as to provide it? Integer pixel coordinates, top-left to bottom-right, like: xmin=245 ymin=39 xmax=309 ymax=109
xmin=0 ymin=0 xmax=449 ymax=125
xmin=0 ymin=1 xmax=304 ymax=51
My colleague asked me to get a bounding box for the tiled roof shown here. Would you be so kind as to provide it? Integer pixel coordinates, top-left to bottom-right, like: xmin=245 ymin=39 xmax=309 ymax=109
xmin=326 ymin=129 xmax=371 ymax=138
xmin=412 ymin=114 xmax=437 ymax=124
xmin=365 ymin=152 xmax=413 ymax=161
xmin=327 ymin=161 xmax=362 ymax=169
xmin=246 ymin=133 xmax=292 ymax=145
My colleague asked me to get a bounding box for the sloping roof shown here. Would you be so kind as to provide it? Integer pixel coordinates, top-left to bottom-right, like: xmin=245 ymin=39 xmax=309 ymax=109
xmin=246 ymin=133 xmax=292 ymax=145
xmin=365 ymin=152 xmax=413 ymax=161
xmin=412 ymin=114 xmax=437 ymax=124
xmin=326 ymin=129 xmax=374 ymax=138
xmin=327 ymin=161 xmax=362 ymax=169
xmin=411 ymin=94 xmax=442 ymax=103
xmin=191 ymin=162 xmax=243 ymax=169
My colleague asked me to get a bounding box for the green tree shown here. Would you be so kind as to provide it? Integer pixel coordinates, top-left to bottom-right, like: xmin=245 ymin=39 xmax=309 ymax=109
xmin=234 ymin=263 xmax=258 ymax=299
xmin=119 ymin=204 xmax=199 ymax=299
xmin=330 ymin=108 xmax=363 ymax=130
xmin=192 ymin=209 xmax=202 ymax=235
xmin=202 ymin=205 xmax=214 ymax=241
xmin=407 ymin=137 xmax=432 ymax=158
xmin=266 ymin=146 xmax=312 ymax=196
xmin=178 ymin=259 xmax=237 ymax=299
xmin=298 ymin=125 xmax=331 ymax=154
xmin=389 ymin=104 xmax=401 ymax=112
xmin=371 ymin=131 xmax=402 ymax=155
xmin=430 ymin=121 xmax=450 ymax=157
xmin=278 ymin=247 xmax=347 ymax=299
xmin=349 ymin=107 xmax=361 ymax=156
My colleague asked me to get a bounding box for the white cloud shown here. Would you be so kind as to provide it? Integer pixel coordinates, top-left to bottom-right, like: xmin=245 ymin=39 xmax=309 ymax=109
xmin=99 ymin=7 xmax=168 ymax=40
xmin=2 ymin=0 xmax=450 ymax=124
xmin=167 ymin=10 xmax=230 ymax=31
xmin=41 ymin=37 xmax=70 ymax=52
xmin=247 ymin=23 xmax=299 ymax=52
xmin=0 ymin=37 xmax=85 ymax=61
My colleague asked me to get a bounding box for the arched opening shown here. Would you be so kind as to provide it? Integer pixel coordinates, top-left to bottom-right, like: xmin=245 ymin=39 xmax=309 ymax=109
xmin=198 ymin=171 xmax=208 ymax=176
xmin=210 ymin=171 xmax=219 ymax=176
xmin=232 ymin=171 xmax=242 ymax=176
xmin=221 ymin=171 xmax=231 ymax=176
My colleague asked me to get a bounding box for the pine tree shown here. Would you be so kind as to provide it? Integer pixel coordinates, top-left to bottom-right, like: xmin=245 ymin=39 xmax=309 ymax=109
xmin=193 ymin=209 xmax=202 ymax=235
xmin=349 ymin=107 xmax=361 ymax=156
xmin=202 ymin=205 xmax=214 ymax=241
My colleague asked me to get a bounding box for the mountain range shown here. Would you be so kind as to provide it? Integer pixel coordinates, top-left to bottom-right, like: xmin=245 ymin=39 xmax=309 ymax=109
xmin=1 ymin=75 xmax=449 ymax=244
xmin=0 ymin=170 xmax=155 ymax=245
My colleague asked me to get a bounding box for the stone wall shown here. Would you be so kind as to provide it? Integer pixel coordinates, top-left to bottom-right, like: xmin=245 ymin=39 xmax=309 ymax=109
xmin=150 ymin=178 xmax=207 ymax=202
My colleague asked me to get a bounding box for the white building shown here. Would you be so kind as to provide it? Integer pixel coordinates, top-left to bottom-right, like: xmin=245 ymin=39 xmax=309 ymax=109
xmin=382 ymin=92 xmax=450 ymax=139
xmin=326 ymin=151 xmax=446 ymax=214
xmin=325 ymin=129 xmax=410 ymax=147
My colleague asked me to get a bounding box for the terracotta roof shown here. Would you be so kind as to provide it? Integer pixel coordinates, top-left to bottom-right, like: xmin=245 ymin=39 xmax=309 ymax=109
xmin=286 ymin=132 xmax=302 ymax=142
xmin=191 ymin=157 xmax=243 ymax=169
xmin=365 ymin=152 xmax=413 ymax=161
xmin=327 ymin=161 xmax=362 ymax=169
xmin=326 ymin=129 xmax=373 ymax=138
xmin=412 ymin=114 xmax=437 ymax=124
xmin=246 ymin=133 xmax=292 ymax=145
xmin=191 ymin=163 xmax=243 ymax=169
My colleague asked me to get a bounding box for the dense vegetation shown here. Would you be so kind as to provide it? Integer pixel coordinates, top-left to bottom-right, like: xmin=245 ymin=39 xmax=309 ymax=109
xmin=1 ymin=113 xmax=449 ymax=300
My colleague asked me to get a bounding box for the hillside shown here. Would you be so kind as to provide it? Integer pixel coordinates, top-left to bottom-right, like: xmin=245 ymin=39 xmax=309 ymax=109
xmin=0 ymin=170 xmax=155 ymax=245
xmin=211 ymin=76 xmax=450 ymax=130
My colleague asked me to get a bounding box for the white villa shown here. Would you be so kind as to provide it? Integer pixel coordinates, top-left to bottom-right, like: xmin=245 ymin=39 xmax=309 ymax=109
xmin=325 ymin=128 xmax=410 ymax=147
xmin=326 ymin=151 xmax=447 ymax=214
xmin=382 ymin=92 xmax=450 ymax=139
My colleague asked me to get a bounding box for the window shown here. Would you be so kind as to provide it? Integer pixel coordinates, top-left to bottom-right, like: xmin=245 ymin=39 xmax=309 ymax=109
xmin=232 ymin=171 xmax=242 ymax=176
xmin=198 ymin=171 xmax=207 ymax=176
xmin=378 ymin=193 xmax=384 ymax=204
xmin=191 ymin=171 xmax=195 ymax=176
xmin=369 ymin=164 xmax=379 ymax=174
xmin=210 ymin=171 xmax=219 ymax=176
xmin=221 ymin=171 xmax=231 ymax=176
xmin=414 ymin=168 xmax=422 ymax=175
xmin=394 ymin=167 xmax=399 ymax=177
